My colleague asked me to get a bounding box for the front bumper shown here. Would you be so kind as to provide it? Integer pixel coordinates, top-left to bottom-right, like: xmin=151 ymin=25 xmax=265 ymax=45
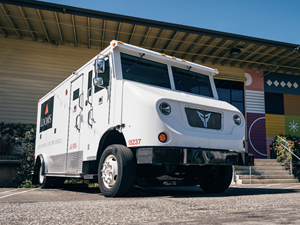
xmin=136 ymin=147 xmax=254 ymax=166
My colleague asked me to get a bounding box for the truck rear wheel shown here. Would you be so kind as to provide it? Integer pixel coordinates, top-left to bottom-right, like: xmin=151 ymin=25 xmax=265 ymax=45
xmin=39 ymin=162 xmax=53 ymax=188
xmin=98 ymin=144 xmax=135 ymax=197
xmin=200 ymin=165 xmax=232 ymax=193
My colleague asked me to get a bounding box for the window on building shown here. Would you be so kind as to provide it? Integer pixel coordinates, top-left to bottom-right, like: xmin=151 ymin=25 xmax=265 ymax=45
xmin=214 ymin=79 xmax=244 ymax=115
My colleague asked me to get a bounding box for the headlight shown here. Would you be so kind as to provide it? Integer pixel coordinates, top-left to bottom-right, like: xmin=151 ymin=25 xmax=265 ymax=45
xmin=159 ymin=102 xmax=171 ymax=115
xmin=233 ymin=115 xmax=241 ymax=125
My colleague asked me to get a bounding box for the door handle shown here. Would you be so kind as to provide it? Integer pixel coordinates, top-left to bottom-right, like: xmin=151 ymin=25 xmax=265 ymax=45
xmin=86 ymin=87 xmax=92 ymax=106
xmin=88 ymin=109 xmax=95 ymax=127
xmin=75 ymin=114 xmax=80 ymax=131
xmin=78 ymin=93 xmax=83 ymax=109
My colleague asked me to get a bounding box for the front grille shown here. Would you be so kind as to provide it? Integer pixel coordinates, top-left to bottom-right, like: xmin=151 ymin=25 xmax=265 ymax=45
xmin=185 ymin=108 xmax=221 ymax=130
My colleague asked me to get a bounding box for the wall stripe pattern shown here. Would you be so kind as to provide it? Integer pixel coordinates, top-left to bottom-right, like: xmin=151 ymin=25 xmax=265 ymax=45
xmin=246 ymin=90 xmax=265 ymax=114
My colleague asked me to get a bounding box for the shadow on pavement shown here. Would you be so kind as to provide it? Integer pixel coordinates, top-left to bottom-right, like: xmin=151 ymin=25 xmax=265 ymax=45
xmin=59 ymin=184 xmax=100 ymax=194
xmin=127 ymin=185 xmax=300 ymax=198
xmin=58 ymin=184 xmax=300 ymax=198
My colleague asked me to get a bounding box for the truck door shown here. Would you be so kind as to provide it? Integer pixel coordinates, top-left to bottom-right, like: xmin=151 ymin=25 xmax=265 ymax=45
xmin=80 ymin=58 xmax=111 ymax=162
xmin=67 ymin=74 xmax=84 ymax=173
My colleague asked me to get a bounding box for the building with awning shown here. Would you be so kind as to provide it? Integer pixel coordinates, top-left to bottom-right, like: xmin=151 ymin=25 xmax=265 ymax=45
xmin=1 ymin=0 xmax=300 ymax=160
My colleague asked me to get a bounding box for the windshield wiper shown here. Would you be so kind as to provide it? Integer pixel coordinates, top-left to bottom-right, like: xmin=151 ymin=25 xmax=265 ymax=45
xmin=126 ymin=53 xmax=145 ymax=73
xmin=178 ymin=66 xmax=192 ymax=84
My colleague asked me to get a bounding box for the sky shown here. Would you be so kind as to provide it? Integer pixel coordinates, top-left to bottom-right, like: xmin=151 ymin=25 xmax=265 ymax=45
xmin=40 ymin=0 xmax=300 ymax=45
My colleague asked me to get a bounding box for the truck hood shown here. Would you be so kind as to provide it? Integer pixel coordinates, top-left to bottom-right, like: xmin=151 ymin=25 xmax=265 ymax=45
xmin=124 ymin=81 xmax=242 ymax=115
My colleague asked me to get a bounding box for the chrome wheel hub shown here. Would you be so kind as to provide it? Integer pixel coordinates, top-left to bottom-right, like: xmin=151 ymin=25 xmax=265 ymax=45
xmin=101 ymin=155 xmax=118 ymax=189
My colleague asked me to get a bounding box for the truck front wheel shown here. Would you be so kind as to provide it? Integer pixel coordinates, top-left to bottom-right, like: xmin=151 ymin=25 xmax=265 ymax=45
xmin=200 ymin=165 xmax=232 ymax=193
xmin=98 ymin=144 xmax=135 ymax=197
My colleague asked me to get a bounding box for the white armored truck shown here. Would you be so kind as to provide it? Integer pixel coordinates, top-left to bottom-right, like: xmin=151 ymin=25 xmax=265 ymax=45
xmin=32 ymin=40 xmax=254 ymax=197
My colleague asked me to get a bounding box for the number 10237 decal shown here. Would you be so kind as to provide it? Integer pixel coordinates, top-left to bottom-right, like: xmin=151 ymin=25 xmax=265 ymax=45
xmin=128 ymin=139 xmax=141 ymax=146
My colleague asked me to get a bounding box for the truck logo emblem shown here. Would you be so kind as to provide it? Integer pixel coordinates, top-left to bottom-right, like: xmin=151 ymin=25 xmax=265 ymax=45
xmin=40 ymin=96 xmax=54 ymax=133
xmin=197 ymin=111 xmax=211 ymax=128
xmin=45 ymin=104 xmax=48 ymax=115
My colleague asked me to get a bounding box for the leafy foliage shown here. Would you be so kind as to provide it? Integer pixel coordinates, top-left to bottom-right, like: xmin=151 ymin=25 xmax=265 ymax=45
xmin=19 ymin=179 xmax=39 ymax=188
xmin=0 ymin=123 xmax=27 ymax=156
xmin=64 ymin=178 xmax=99 ymax=188
xmin=0 ymin=123 xmax=38 ymax=187
xmin=270 ymin=134 xmax=300 ymax=164
xmin=293 ymin=166 xmax=300 ymax=182
xmin=270 ymin=134 xmax=300 ymax=181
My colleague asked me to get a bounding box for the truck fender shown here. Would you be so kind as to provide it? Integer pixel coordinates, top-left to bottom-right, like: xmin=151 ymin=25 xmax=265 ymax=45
xmin=96 ymin=127 xmax=127 ymax=162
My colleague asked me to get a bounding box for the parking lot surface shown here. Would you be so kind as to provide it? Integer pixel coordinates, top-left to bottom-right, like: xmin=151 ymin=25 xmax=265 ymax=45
xmin=1 ymin=183 xmax=300 ymax=224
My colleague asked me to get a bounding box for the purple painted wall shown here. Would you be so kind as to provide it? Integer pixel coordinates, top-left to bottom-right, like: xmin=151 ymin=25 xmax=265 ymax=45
xmin=247 ymin=113 xmax=267 ymax=158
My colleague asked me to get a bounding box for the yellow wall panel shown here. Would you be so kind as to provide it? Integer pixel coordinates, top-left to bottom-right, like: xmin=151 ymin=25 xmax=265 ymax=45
xmin=207 ymin=64 xmax=245 ymax=82
xmin=284 ymin=94 xmax=300 ymax=116
xmin=265 ymin=114 xmax=286 ymax=137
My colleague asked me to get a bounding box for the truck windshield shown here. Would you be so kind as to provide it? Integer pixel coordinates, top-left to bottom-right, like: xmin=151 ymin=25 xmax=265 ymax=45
xmin=172 ymin=66 xmax=213 ymax=97
xmin=121 ymin=53 xmax=171 ymax=89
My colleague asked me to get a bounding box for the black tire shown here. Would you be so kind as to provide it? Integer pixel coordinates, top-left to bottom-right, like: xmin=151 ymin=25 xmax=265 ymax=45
xmin=38 ymin=162 xmax=53 ymax=188
xmin=98 ymin=144 xmax=136 ymax=197
xmin=200 ymin=165 xmax=232 ymax=193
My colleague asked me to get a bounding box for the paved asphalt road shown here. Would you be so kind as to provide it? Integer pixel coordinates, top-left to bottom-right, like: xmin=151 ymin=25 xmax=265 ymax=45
xmin=1 ymin=183 xmax=300 ymax=224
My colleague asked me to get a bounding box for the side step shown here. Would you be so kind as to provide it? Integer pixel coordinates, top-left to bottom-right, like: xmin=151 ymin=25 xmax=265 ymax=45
xmin=83 ymin=174 xmax=98 ymax=180
xmin=238 ymin=175 xmax=294 ymax=179
xmin=242 ymin=179 xmax=298 ymax=184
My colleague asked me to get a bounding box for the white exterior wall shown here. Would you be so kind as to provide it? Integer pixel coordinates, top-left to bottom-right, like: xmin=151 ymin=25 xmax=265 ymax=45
xmin=0 ymin=38 xmax=99 ymax=123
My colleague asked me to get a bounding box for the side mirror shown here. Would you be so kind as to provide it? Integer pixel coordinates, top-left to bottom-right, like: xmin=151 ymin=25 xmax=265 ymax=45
xmin=95 ymin=57 xmax=105 ymax=75
xmin=93 ymin=77 xmax=103 ymax=87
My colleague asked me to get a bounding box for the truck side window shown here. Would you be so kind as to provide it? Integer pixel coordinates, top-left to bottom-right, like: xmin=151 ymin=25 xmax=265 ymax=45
xmin=73 ymin=88 xmax=79 ymax=101
xmin=88 ymin=70 xmax=93 ymax=97
xmin=172 ymin=66 xmax=213 ymax=97
xmin=121 ymin=53 xmax=171 ymax=89
xmin=87 ymin=60 xmax=110 ymax=96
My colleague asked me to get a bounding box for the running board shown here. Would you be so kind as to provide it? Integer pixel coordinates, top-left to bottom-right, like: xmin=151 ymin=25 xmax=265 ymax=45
xmin=46 ymin=173 xmax=81 ymax=178
xmin=83 ymin=174 xmax=98 ymax=180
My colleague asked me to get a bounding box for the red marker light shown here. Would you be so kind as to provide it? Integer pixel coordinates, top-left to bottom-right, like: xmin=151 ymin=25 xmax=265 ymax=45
xmin=158 ymin=133 xmax=167 ymax=143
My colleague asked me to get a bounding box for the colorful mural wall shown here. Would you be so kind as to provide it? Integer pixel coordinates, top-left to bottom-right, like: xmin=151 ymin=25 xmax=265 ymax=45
xmin=245 ymin=69 xmax=300 ymax=158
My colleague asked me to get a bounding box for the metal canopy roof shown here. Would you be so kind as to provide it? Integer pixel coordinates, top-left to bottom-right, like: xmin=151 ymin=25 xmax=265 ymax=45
xmin=1 ymin=0 xmax=300 ymax=75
